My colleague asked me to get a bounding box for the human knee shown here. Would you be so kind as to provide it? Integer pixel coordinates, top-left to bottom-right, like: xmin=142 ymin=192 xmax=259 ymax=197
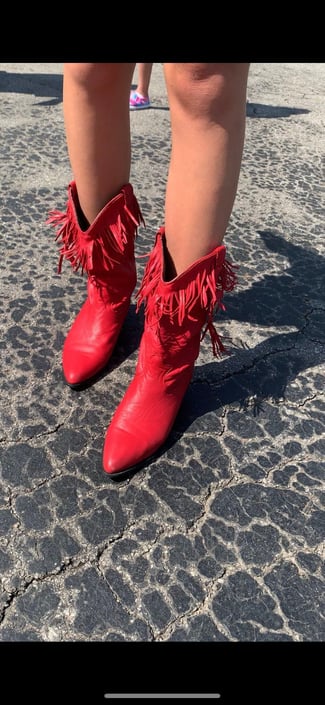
xmin=165 ymin=63 xmax=249 ymax=119
xmin=63 ymin=63 xmax=133 ymax=93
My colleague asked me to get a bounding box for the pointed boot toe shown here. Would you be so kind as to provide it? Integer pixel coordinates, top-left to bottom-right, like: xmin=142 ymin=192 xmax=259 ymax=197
xmin=62 ymin=349 xmax=102 ymax=388
xmin=103 ymin=427 xmax=146 ymax=476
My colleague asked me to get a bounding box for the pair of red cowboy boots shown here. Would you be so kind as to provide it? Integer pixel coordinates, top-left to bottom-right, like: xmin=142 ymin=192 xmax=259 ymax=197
xmin=48 ymin=183 xmax=237 ymax=479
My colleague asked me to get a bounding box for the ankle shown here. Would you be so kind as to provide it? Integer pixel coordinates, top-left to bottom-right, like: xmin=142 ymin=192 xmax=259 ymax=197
xmin=135 ymin=88 xmax=149 ymax=100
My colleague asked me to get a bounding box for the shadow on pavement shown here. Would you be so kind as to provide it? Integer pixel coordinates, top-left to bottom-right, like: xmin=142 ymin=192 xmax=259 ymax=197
xmin=175 ymin=230 xmax=324 ymax=430
xmin=246 ymin=102 xmax=310 ymax=118
xmin=0 ymin=71 xmax=63 ymax=106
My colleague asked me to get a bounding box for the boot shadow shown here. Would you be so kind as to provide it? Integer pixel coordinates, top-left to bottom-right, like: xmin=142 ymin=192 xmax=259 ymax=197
xmin=167 ymin=229 xmax=325 ymax=439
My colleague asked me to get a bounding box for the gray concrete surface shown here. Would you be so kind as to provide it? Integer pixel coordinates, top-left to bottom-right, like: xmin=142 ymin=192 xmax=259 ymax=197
xmin=0 ymin=62 xmax=324 ymax=665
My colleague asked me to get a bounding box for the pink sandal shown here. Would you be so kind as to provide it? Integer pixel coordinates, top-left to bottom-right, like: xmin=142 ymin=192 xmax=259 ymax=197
xmin=129 ymin=91 xmax=151 ymax=110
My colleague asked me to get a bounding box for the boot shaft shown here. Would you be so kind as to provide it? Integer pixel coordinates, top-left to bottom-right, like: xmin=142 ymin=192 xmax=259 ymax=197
xmin=47 ymin=181 xmax=144 ymax=285
xmin=136 ymin=227 xmax=237 ymax=362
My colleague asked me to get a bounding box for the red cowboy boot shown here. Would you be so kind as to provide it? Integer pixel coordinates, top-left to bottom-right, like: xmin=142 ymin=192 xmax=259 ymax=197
xmin=103 ymin=227 xmax=237 ymax=477
xmin=47 ymin=182 xmax=144 ymax=387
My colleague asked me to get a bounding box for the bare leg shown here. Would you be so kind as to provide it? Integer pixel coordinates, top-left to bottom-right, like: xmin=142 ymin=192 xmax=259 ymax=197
xmin=133 ymin=63 xmax=153 ymax=99
xmin=163 ymin=62 xmax=250 ymax=278
xmin=63 ymin=62 xmax=135 ymax=225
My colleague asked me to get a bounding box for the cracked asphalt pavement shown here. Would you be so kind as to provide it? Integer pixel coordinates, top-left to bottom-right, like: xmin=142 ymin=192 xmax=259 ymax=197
xmin=0 ymin=61 xmax=324 ymax=699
